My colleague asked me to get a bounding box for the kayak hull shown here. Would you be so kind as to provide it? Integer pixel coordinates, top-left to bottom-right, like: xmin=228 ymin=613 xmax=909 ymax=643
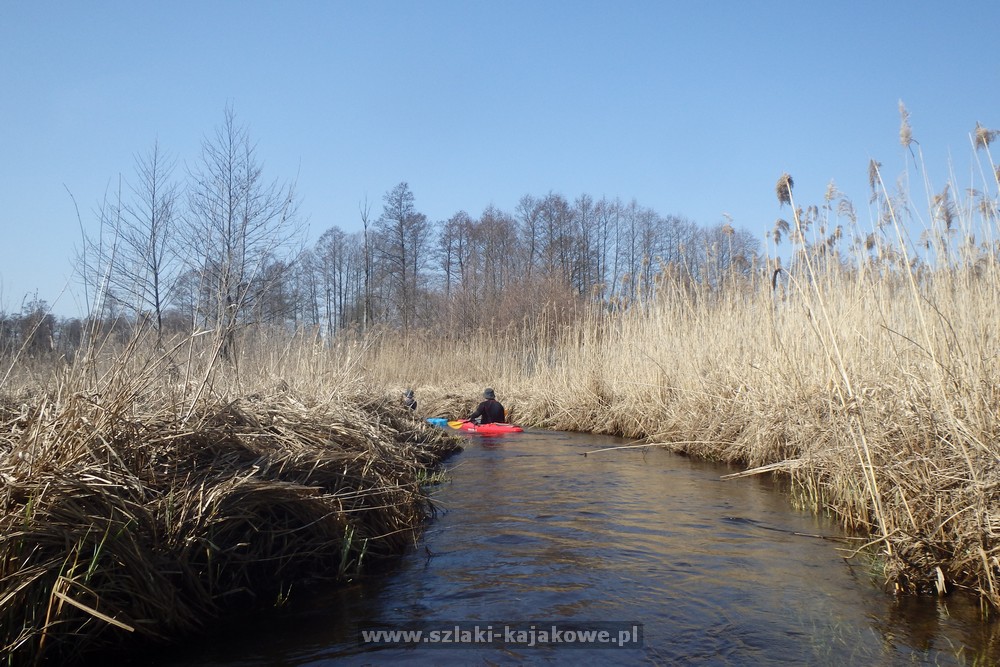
xmin=426 ymin=417 xmax=449 ymax=428
xmin=452 ymin=421 xmax=523 ymax=434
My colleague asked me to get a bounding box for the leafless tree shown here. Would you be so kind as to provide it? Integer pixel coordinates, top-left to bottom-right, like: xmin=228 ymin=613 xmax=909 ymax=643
xmin=572 ymin=193 xmax=599 ymax=296
xmin=183 ymin=105 xmax=301 ymax=358
xmin=359 ymin=197 xmax=373 ymax=333
xmin=291 ymin=249 xmax=321 ymax=328
xmin=374 ymin=182 xmax=430 ymax=333
xmin=316 ymin=225 xmax=365 ymax=334
xmin=516 ymin=194 xmax=541 ymax=281
xmin=76 ymin=140 xmax=181 ymax=346
xmin=537 ymin=192 xmax=575 ymax=281
xmin=477 ymin=204 xmax=521 ymax=307
xmin=592 ymin=197 xmax=622 ymax=300
xmin=437 ymin=211 xmax=474 ymax=332
xmin=110 ymin=141 xmax=181 ymax=337
xmin=439 ymin=211 xmax=473 ymax=299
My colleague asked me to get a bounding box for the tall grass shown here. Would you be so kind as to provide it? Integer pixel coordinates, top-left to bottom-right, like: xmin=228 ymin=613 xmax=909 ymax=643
xmin=0 ymin=331 xmax=460 ymax=666
xmin=365 ymin=123 xmax=1000 ymax=611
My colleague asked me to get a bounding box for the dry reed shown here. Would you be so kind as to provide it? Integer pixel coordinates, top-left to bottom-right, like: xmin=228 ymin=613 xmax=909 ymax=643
xmin=362 ymin=125 xmax=1000 ymax=614
xmin=0 ymin=334 xmax=460 ymax=666
xmin=369 ymin=266 xmax=1000 ymax=609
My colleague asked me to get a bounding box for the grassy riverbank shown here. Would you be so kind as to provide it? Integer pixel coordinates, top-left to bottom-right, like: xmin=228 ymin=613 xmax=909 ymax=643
xmin=4 ymin=138 xmax=999 ymax=663
xmin=0 ymin=337 xmax=460 ymax=666
xmin=368 ymin=254 xmax=1000 ymax=611
xmin=3 ymin=245 xmax=999 ymax=664
xmin=363 ymin=135 xmax=1000 ymax=611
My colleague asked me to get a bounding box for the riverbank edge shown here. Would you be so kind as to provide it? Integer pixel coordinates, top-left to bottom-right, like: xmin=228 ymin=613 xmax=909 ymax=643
xmin=415 ymin=384 xmax=1000 ymax=618
xmin=0 ymin=389 xmax=462 ymax=667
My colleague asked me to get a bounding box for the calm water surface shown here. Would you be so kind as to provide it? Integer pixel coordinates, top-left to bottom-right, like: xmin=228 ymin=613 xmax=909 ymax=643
xmin=147 ymin=429 xmax=1000 ymax=665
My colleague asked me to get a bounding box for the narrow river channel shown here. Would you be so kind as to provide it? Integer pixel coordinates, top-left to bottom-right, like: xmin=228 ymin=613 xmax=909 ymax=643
xmin=146 ymin=429 xmax=999 ymax=666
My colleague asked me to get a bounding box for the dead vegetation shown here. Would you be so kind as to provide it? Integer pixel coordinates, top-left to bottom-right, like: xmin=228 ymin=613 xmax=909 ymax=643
xmin=0 ymin=343 xmax=460 ymax=666
xmin=365 ymin=119 xmax=1000 ymax=613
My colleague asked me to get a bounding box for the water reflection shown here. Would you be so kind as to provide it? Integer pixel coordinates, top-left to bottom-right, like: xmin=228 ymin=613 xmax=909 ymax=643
xmin=143 ymin=429 xmax=1000 ymax=666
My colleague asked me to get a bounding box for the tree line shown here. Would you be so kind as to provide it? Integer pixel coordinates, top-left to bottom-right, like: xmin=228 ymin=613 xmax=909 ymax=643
xmin=3 ymin=106 xmax=762 ymax=358
xmin=319 ymin=185 xmax=761 ymax=338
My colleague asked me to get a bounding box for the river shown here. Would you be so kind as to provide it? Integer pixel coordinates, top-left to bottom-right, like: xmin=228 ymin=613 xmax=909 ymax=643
xmin=146 ymin=428 xmax=999 ymax=665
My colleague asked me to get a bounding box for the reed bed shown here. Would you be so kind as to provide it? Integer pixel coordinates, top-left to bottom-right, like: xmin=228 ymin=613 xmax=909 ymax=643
xmin=371 ymin=268 xmax=1000 ymax=608
xmin=364 ymin=140 xmax=1000 ymax=612
xmin=0 ymin=335 xmax=460 ymax=666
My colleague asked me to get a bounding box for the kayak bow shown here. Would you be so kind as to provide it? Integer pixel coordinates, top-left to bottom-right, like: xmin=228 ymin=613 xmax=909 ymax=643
xmin=448 ymin=420 xmax=523 ymax=434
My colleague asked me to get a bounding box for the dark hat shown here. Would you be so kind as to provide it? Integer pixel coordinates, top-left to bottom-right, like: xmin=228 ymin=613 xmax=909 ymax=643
xmin=484 ymin=387 xmax=495 ymax=399
xmin=405 ymin=389 xmax=414 ymax=398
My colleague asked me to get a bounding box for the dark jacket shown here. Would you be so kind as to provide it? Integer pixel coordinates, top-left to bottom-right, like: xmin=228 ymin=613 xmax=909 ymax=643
xmin=470 ymin=398 xmax=505 ymax=424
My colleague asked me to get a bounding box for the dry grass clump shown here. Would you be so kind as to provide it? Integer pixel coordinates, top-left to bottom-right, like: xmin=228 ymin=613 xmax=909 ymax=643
xmin=0 ymin=375 xmax=460 ymax=666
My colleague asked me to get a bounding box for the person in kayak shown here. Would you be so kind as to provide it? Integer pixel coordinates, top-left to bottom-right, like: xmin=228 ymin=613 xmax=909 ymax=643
xmin=469 ymin=387 xmax=505 ymax=424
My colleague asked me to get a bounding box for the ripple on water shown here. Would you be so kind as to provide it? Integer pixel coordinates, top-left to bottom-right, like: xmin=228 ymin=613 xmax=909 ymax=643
xmin=138 ymin=430 xmax=1000 ymax=667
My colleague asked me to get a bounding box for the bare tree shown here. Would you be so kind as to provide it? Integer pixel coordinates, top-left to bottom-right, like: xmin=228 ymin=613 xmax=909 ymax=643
xmin=537 ymin=192 xmax=575 ymax=281
xmin=438 ymin=210 xmax=474 ymax=300
xmin=184 ymin=105 xmax=301 ymax=358
xmin=700 ymin=222 xmax=760 ymax=288
xmin=374 ymin=182 xmax=430 ymax=333
xmin=292 ymin=249 xmax=321 ymax=328
xmin=592 ymin=197 xmax=621 ymax=300
xmin=77 ymin=141 xmax=181 ymax=346
xmin=437 ymin=211 xmax=475 ymax=333
xmin=477 ymin=204 xmax=520 ymax=307
xmin=316 ymin=225 xmax=353 ymax=333
xmin=359 ymin=197 xmax=373 ymax=333
xmin=572 ymin=193 xmax=598 ymax=295
xmin=254 ymin=258 xmax=294 ymax=325
xmin=516 ymin=194 xmax=541 ymax=281
xmin=108 ymin=141 xmax=180 ymax=338
xmin=18 ymin=296 xmax=55 ymax=357
xmin=611 ymin=199 xmax=664 ymax=301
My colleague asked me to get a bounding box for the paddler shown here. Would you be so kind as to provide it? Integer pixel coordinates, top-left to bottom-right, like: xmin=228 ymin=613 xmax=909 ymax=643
xmin=469 ymin=387 xmax=505 ymax=424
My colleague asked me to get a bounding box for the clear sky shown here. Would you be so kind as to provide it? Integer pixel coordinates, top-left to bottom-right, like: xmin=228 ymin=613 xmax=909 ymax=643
xmin=2 ymin=1 xmax=998 ymax=317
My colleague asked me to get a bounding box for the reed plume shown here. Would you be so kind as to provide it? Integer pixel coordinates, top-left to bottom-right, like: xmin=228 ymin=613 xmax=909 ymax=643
xmin=776 ymin=173 xmax=793 ymax=206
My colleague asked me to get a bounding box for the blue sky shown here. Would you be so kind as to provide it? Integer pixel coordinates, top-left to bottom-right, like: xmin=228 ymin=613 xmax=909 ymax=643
xmin=2 ymin=1 xmax=998 ymax=317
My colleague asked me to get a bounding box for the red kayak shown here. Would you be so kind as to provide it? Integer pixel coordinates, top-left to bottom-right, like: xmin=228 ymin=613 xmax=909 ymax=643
xmin=448 ymin=420 xmax=523 ymax=434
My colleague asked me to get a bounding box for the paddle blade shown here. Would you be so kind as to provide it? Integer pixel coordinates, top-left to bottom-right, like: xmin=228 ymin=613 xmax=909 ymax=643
xmin=447 ymin=420 xmax=468 ymax=429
